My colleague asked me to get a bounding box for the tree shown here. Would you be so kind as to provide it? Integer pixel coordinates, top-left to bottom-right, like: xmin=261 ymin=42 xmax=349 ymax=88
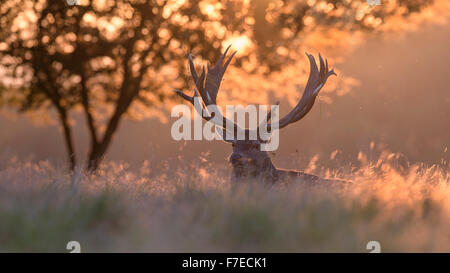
xmin=0 ymin=0 xmax=235 ymax=170
xmin=0 ymin=0 xmax=432 ymax=170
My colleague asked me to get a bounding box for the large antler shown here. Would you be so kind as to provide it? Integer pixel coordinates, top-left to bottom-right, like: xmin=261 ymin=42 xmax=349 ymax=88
xmin=175 ymin=48 xmax=336 ymax=141
xmin=263 ymin=53 xmax=336 ymax=131
xmin=175 ymin=45 xmax=242 ymax=141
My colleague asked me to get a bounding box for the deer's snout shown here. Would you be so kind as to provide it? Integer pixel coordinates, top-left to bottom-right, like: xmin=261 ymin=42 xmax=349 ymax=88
xmin=229 ymin=153 xmax=242 ymax=164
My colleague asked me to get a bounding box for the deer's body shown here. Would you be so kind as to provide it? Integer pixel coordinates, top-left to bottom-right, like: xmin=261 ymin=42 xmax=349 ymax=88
xmin=229 ymin=140 xmax=346 ymax=185
xmin=175 ymin=46 xmax=347 ymax=185
xmin=231 ymin=160 xmax=321 ymax=184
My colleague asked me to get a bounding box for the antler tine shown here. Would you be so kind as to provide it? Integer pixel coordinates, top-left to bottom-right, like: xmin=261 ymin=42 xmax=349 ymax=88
xmin=176 ymin=53 xmax=205 ymax=107
xmin=222 ymin=49 xmax=237 ymax=76
xmin=174 ymin=89 xmax=194 ymax=104
xmin=203 ymin=45 xmax=237 ymax=106
xmin=188 ymin=54 xmax=198 ymax=87
xmin=318 ymin=53 xmax=326 ymax=85
xmin=265 ymin=53 xmax=336 ymax=131
xmin=196 ymin=65 xmax=210 ymax=104
xmin=188 ymin=54 xmax=206 ymax=95
xmin=213 ymin=44 xmax=231 ymax=71
xmin=175 ymin=46 xmax=243 ymax=142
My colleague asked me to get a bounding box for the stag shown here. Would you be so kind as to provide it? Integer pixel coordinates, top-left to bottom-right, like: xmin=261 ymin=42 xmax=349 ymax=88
xmin=175 ymin=46 xmax=345 ymax=185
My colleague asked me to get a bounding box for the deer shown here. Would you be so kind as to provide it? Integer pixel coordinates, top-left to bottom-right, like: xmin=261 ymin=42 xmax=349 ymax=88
xmin=174 ymin=46 xmax=347 ymax=185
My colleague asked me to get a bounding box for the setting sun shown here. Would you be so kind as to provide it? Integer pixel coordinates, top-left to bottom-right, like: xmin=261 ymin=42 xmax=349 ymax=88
xmin=224 ymin=35 xmax=252 ymax=52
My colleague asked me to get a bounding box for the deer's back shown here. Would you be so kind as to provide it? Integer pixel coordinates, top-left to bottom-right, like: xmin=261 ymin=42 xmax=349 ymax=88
xmin=276 ymin=169 xmax=349 ymax=185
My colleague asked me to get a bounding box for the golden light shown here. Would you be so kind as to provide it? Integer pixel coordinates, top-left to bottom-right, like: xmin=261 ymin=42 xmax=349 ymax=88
xmin=199 ymin=1 xmax=222 ymax=20
xmin=224 ymin=35 xmax=252 ymax=53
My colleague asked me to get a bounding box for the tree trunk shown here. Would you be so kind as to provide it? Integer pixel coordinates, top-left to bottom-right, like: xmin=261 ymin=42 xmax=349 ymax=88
xmin=58 ymin=112 xmax=76 ymax=171
xmin=87 ymin=105 xmax=126 ymax=171
xmin=85 ymin=60 xmax=143 ymax=171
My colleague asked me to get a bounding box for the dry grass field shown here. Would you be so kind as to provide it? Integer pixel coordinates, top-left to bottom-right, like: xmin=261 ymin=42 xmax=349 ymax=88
xmin=0 ymin=150 xmax=448 ymax=252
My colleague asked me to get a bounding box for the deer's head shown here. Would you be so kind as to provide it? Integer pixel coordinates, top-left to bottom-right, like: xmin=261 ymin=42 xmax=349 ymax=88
xmin=227 ymin=140 xmax=274 ymax=182
xmin=175 ymin=46 xmax=336 ymax=183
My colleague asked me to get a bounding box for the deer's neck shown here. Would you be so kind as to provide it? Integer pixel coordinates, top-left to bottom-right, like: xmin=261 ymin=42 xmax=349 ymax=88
xmin=261 ymin=157 xmax=277 ymax=176
xmin=231 ymin=157 xmax=279 ymax=183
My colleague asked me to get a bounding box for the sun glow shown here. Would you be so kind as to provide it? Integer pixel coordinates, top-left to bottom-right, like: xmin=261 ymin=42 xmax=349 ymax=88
xmin=223 ymin=35 xmax=252 ymax=53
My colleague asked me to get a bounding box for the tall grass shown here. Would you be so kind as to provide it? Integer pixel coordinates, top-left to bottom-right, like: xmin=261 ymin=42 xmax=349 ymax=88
xmin=0 ymin=151 xmax=448 ymax=252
